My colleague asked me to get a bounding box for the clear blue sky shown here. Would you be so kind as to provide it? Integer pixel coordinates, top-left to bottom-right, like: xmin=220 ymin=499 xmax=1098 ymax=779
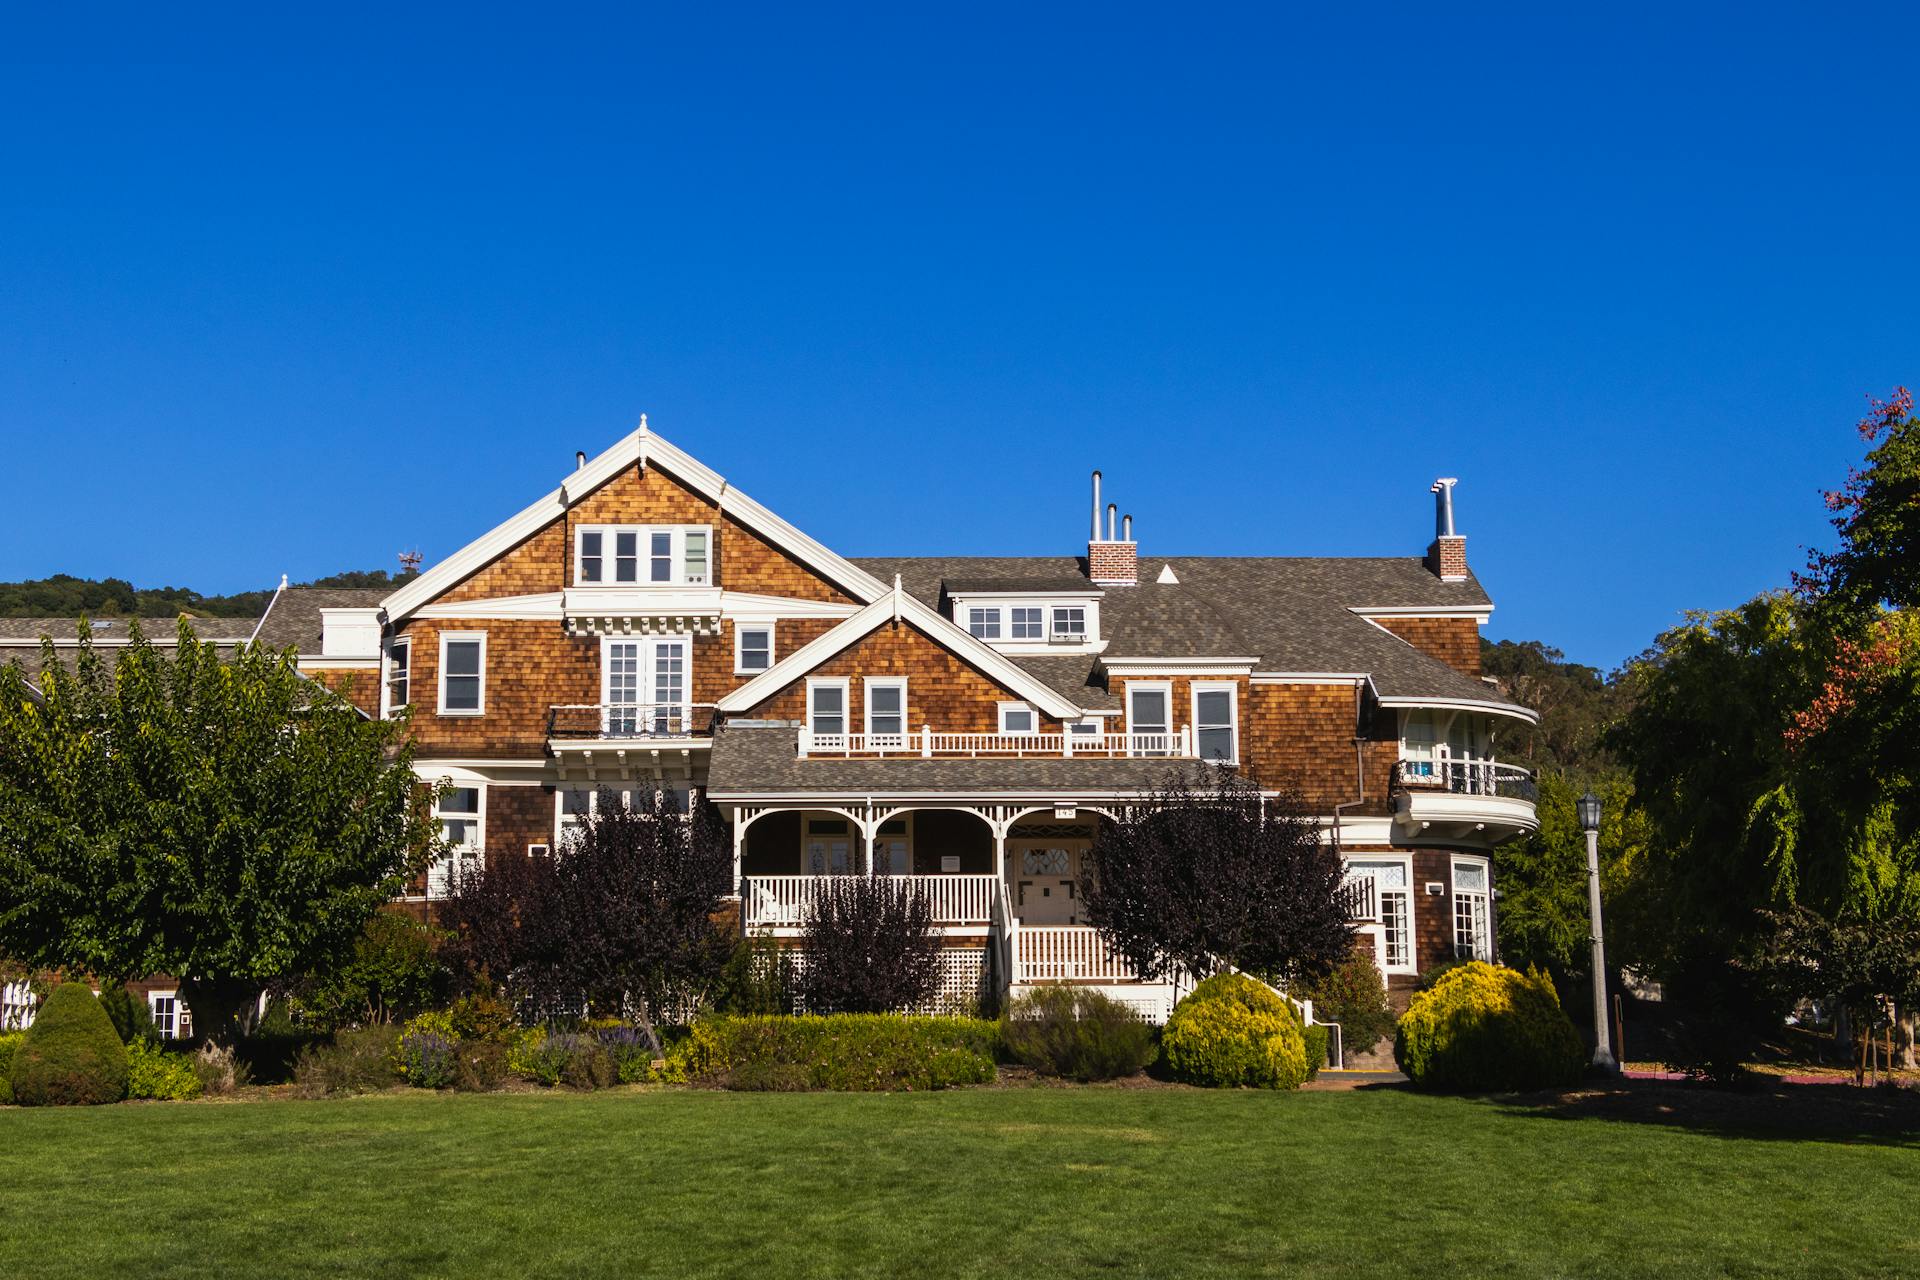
xmin=4 ymin=5 xmax=1915 ymax=669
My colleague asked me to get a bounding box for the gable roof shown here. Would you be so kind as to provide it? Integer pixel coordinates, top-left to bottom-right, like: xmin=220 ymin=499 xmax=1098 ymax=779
xmin=380 ymin=423 xmax=892 ymax=624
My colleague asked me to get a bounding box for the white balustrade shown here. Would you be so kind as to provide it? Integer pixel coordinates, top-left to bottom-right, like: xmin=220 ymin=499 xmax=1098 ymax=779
xmin=1013 ymin=925 xmax=1144 ymax=983
xmin=795 ymin=726 xmax=1196 ymax=759
xmin=742 ymin=874 xmax=999 ymax=928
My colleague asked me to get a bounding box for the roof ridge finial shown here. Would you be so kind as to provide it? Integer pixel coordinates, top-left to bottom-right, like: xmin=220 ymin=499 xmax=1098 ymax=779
xmin=638 ymin=413 xmax=650 ymax=436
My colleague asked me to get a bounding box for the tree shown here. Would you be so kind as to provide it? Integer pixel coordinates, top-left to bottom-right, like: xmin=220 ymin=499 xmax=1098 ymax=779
xmin=1079 ymin=772 xmax=1352 ymax=988
xmin=796 ymin=876 xmax=942 ymax=1014
xmin=0 ymin=619 xmax=434 ymax=1043
xmin=284 ymin=912 xmax=452 ymax=1031
xmin=1491 ymin=771 xmax=1645 ymax=979
xmin=441 ymin=788 xmax=733 ymax=1052
xmin=1757 ymin=906 xmax=1920 ymax=1083
xmin=1479 ymin=638 xmax=1628 ymax=777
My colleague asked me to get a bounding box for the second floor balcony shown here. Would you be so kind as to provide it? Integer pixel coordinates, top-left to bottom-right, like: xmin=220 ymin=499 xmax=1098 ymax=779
xmin=1390 ymin=753 xmax=1538 ymax=843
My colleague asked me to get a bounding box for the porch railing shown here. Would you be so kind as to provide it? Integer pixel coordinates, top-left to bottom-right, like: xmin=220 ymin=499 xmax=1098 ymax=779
xmin=1013 ymin=925 xmax=1145 ymax=983
xmin=796 ymin=726 xmax=1195 ymax=759
xmin=1393 ymin=755 xmax=1536 ymax=802
xmin=741 ymin=874 xmax=1000 ymax=928
xmin=1339 ymin=872 xmax=1379 ymax=923
xmin=547 ymin=703 xmax=717 ymax=740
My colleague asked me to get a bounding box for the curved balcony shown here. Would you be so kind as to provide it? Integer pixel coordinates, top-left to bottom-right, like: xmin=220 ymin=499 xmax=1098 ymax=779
xmin=1390 ymin=756 xmax=1538 ymax=844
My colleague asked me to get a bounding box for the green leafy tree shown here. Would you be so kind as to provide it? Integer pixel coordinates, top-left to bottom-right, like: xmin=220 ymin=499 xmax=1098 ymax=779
xmin=0 ymin=619 xmax=436 ymax=1044
xmin=1492 ymin=772 xmax=1645 ymax=979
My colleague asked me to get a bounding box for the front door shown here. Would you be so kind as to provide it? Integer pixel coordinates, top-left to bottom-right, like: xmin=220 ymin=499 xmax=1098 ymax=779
xmin=1013 ymin=842 xmax=1081 ymax=925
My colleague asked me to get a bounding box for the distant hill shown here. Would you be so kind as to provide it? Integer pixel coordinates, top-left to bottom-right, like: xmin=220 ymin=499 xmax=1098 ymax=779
xmin=0 ymin=571 xmax=413 ymax=619
xmin=1479 ymin=637 xmax=1628 ymax=780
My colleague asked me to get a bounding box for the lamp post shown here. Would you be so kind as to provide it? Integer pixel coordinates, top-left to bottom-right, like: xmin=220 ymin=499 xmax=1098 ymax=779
xmin=1578 ymin=790 xmax=1617 ymax=1073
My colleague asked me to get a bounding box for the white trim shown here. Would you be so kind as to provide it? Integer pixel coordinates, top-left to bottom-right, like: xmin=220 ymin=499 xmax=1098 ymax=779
xmin=1102 ymin=656 xmax=1260 ymax=677
xmin=414 ymin=592 xmax=565 ymax=621
xmin=805 ymin=676 xmax=851 ymax=737
xmin=296 ymin=656 xmax=380 ymax=672
xmin=1374 ymin=694 xmax=1538 ymax=725
xmin=715 ymin=592 xmax=1083 ymax=718
xmin=1343 ymin=852 xmax=1418 ymax=975
xmin=381 ymin=637 xmax=411 ymax=720
xmin=734 ymin=622 xmax=775 ymax=675
xmin=436 ymin=631 xmax=487 ymax=717
xmin=1190 ymin=680 xmax=1239 ymax=765
xmin=1250 ymin=672 xmax=1368 ymax=685
xmin=380 ymin=425 xmax=890 ymax=625
xmin=1124 ymin=680 xmax=1173 ymax=748
xmin=865 ymin=676 xmax=908 ymax=738
xmin=1350 ymin=605 xmax=1493 ymax=624
xmin=574 ymin=523 xmax=713 ymax=588
xmin=720 ymin=591 xmax=861 ymax=620
xmin=997 ymin=701 xmax=1037 ymax=735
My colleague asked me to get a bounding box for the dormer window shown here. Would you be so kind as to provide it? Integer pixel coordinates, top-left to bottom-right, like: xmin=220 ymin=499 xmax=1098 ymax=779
xmin=967 ymin=607 xmax=1001 ymax=639
xmin=575 ymin=525 xmax=711 ymax=587
xmin=1010 ymin=607 xmax=1044 ymax=640
xmin=1050 ymin=606 xmax=1086 ymax=641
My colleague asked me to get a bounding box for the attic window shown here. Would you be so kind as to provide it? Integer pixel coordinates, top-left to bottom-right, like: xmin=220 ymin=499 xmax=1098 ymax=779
xmin=967 ymin=607 xmax=1001 ymax=640
xmin=576 ymin=526 xmax=712 ymax=587
xmin=1050 ymin=606 xmax=1086 ymax=641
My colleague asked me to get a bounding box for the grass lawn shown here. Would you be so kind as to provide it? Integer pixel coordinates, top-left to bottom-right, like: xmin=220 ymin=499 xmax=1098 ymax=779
xmin=3 ymin=1082 xmax=1917 ymax=1279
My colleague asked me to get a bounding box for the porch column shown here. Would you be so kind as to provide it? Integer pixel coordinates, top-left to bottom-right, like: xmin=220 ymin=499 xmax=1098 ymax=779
xmin=730 ymin=811 xmax=747 ymax=896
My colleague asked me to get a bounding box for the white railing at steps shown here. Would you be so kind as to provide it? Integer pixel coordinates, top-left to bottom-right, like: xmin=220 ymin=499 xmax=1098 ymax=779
xmin=741 ymin=874 xmax=999 ymax=928
xmin=797 ymin=726 xmax=1195 ymax=759
xmin=1340 ymin=872 xmax=1379 ymax=922
xmin=1014 ymin=925 xmax=1145 ymax=983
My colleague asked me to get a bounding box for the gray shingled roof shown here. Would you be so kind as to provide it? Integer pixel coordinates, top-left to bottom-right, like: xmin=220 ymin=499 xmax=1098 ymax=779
xmin=707 ymin=725 xmax=1221 ymax=799
xmin=851 ymin=555 xmax=1523 ymax=713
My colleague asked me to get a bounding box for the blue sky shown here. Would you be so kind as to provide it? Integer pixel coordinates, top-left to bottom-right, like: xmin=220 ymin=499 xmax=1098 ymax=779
xmin=3 ymin=5 xmax=1915 ymax=668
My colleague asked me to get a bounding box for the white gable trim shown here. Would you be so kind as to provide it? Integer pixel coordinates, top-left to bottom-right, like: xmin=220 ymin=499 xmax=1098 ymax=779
xmin=381 ymin=422 xmax=891 ymax=625
xmin=1350 ymin=605 xmax=1493 ymax=624
xmin=716 ymin=580 xmax=1082 ymax=718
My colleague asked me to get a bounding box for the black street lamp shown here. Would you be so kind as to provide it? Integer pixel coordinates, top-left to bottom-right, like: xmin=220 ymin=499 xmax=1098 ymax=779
xmin=1578 ymin=790 xmax=1617 ymax=1072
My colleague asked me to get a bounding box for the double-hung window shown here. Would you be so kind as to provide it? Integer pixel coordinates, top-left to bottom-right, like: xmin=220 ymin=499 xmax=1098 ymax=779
xmin=966 ymin=607 xmax=1001 ymax=640
xmin=1453 ymin=859 xmax=1493 ymax=961
xmin=808 ymin=678 xmax=849 ymax=738
xmin=1010 ymin=607 xmax=1044 ymax=639
xmin=384 ymin=638 xmax=410 ymax=717
xmin=735 ymin=625 xmax=773 ymax=674
xmin=575 ymin=526 xmax=711 ymax=586
xmin=1127 ymin=682 xmax=1171 ymax=755
xmin=865 ymin=678 xmax=907 ymax=744
xmin=1192 ymin=683 xmax=1238 ymax=763
xmin=1050 ymin=606 xmax=1086 ymax=641
xmin=438 ymin=633 xmax=485 ymax=716
xmin=429 ymin=785 xmax=484 ymax=898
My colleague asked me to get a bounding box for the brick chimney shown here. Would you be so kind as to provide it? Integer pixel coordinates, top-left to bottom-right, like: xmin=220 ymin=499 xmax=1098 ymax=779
xmin=1087 ymin=470 xmax=1137 ymax=586
xmin=1426 ymin=477 xmax=1467 ymax=582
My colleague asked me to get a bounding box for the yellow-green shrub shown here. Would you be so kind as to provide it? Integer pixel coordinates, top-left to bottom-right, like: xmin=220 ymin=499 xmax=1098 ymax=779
xmin=127 ymin=1038 xmax=203 ymax=1101
xmin=682 ymin=1015 xmax=998 ymax=1091
xmin=1161 ymin=973 xmax=1308 ymax=1089
xmin=1394 ymin=961 xmax=1585 ymax=1092
xmin=0 ymin=1031 xmax=23 ymax=1104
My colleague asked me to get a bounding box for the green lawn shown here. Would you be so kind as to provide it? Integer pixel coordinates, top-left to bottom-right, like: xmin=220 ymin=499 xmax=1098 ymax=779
xmin=2 ymin=1083 xmax=1916 ymax=1279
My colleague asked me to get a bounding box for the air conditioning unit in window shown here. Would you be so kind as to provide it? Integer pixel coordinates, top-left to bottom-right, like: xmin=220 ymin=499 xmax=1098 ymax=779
xmin=1047 ymin=630 xmax=1083 ymax=645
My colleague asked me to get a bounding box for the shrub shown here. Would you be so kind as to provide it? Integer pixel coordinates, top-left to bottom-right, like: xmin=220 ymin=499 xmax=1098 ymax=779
xmin=293 ymin=1025 xmax=402 ymax=1098
xmin=798 ymin=878 xmax=942 ymax=1014
xmin=592 ymin=1024 xmax=656 ymax=1084
xmin=711 ymin=934 xmax=795 ymax=1015
xmin=98 ymin=986 xmax=158 ymax=1046
xmin=127 ymin=1038 xmax=203 ymax=1101
xmin=288 ymin=911 xmax=452 ymax=1033
xmin=239 ymin=998 xmax=323 ymax=1084
xmin=1394 ymin=962 xmax=1585 ymax=1092
xmin=1303 ymin=1023 xmax=1330 ymax=1077
xmin=507 ymin=1026 xmax=560 ymax=1084
xmin=1417 ymin=958 xmax=1473 ymax=991
xmin=446 ymin=992 xmax=517 ymax=1043
xmin=1001 ymin=985 xmax=1157 ymax=1081
xmin=9 ymin=982 xmax=129 ymax=1105
xmin=1303 ymin=952 xmax=1397 ymax=1054
xmin=453 ymin=1039 xmax=508 ymax=1092
xmin=0 ymin=1030 xmax=23 ymax=1104
xmin=1662 ymin=953 xmax=1775 ymax=1086
xmin=397 ymin=1012 xmax=461 ymax=1089
xmin=562 ymin=1041 xmax=617 ymax=1090
xmin=685 ymin=1015 xmax=998 ymax=1091
xmin=1161 ymin=974 xmax=1309 ymax=1089
xmin=192 ymin=1042 xmax=251 ymax=1096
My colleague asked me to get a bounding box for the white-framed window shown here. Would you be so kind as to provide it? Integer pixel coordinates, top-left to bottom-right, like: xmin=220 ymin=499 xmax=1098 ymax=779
xmin=1192 ymin=682 xmax=1238 ymax=764
xmin=1068 ymin=718 xmax=1102 ymax=738
xmin=147 ymin=991 xmax=192 ymax=1041
xmin=1453 ymin=857 xmax=1493 ymax=961
xmin=383 ymin=638 xmax=410 ymax=718
xmin=602 ymin=636 xmax=691 ymax=735
xmin=966 ymin=607 xmax=1001 ymax=639
xmin=1050 ymin=606 xmax=1087 ymax=641
xmin=1401 ymin=709 xmax=1439 ymax=777
xmin=735 ymin=624 xmax=774 ymax=674
xmin=1 ymin=980 xmax=36 ymax=1031
xmin=998 ymin=702 xmax=1036 ymax=735
xmin=1348 ymin=857 xmax=1415 ymax=974
xmin=874 ymin=814 xmax=912 ymax=874
xmin=1126 ymin=681 xmax=1172 ymax=755
xmin=865 ymin=677 xmax=907 ymax=741
xmin=437 ymin=632 xmax=486 ymax=716
xmin=428 ymin=784 xmax=484 ymax=897
xmin=555 ymin=785 xmax=693 ymax=850
xmin=806 ymin=816 xmax=856 ymax=874
xmin=807 ymin=677 xmax=849 ymax=737
xmin=1009 ymin=606 xmax=1044 ymax=640
xmin=574 ymin=525 xmax=712 ymax=587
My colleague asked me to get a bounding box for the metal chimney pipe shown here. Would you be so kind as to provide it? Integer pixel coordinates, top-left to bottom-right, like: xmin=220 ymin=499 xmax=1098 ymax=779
xmin=1122 ymin=513 xmax=1132 ymax=541
xmin=1106 ymin=502 xmax=1118 ymax=541
xmin=1091 ymin=471 xmax=1103 ymax=540
xmin=1430 ymin=477 xmax=1459 ymax=538
xmin=576 ymin=450 xmax=587 ymax=471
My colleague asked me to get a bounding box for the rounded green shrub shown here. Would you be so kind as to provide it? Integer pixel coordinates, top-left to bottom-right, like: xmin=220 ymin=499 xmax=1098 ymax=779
xmin=1394 ymin=961 xmax=1585 ymax=1092
xmin=10 ymin=983 xmax=130 ymax=1106
xmin=1002 ymin=984 xmax=1158 ymax=1081
xmin=0 ymin=1030 xmax=24 ymax=1105
xmin=1303 ymin=951 xmax=1397 ymax=1054
xmin=1161 ymin=973 xmax=1309 ymax=1089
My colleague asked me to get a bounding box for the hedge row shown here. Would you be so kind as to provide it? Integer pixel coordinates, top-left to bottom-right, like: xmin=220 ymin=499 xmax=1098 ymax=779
xmin=680 ymin=1014 xmax=1000 ymax=1091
